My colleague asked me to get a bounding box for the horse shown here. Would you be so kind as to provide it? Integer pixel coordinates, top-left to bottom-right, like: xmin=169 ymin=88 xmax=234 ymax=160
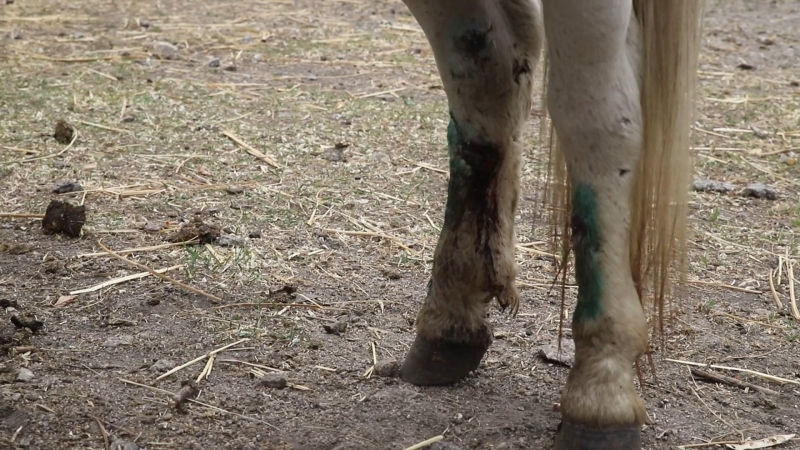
xmin=395 ymin=1 xmax=704 ymax=449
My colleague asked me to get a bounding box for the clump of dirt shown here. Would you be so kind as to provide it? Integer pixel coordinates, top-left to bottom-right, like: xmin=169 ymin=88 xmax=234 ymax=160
xmin=41 ymin=200 xmax=85 ymax=238
xmin=167 ymin=216 xmax=220 ymax=244
xmin=53 ymin=119 xmax=75 ymax=144
xmin=10 ymin=315 xmax=43 ymax=334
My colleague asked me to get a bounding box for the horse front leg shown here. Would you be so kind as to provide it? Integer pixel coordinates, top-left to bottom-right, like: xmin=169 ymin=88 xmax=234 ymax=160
xmin=399 ymin=0 xmax=543 ymax=385
xmin=543 ymin=0 xmax=648 ymax=448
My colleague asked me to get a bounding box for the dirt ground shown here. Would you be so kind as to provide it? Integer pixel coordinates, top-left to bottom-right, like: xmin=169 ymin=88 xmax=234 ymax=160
xmin=1 ymin=0 xmax=799 ymax=449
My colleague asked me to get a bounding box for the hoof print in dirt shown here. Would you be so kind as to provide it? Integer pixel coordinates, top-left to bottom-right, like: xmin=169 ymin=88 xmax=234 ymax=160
xmin=10 ymin=315 xmax=43 ymax=334
xmin=260 ymin=373 xmax=288 ymax=389
xmin=41 ymin=200 xmax=85 ymax=238
xmin=374 ymin=360 xmax=401 ymax=378
xmin=52 ymin=181 xmax=83 ymax=194
xmin=741 ymin=182 xmax=778 ymax=200
xmin=53 ymin=120 xmax=75 ymax=144
xmin=323 ymin=321 xmax=348 ymax=335
xmin=171 ymin=380 xmax=198 ymax=411
xmin=167 ymin=216 xmax=220 ymax=244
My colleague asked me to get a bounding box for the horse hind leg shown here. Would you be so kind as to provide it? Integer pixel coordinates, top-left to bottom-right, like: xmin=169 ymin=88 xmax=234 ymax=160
xmin=399 ymin=0 xmax=543 ymax=385
xmin=543 ymin=0 xmax=648 ymax=448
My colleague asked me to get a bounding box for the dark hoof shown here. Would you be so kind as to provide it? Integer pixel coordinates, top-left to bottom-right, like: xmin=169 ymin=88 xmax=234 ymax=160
xmin=554 ymin=419 xmax=641 ymax=450
xmin=399 ymin=333 xmax=491 ymax=386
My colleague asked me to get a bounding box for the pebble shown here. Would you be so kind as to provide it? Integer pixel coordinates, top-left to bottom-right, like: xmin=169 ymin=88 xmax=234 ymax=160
xmin=102 ymin=335 xmax=134 ymax=348
xmin=371 ymin=151 xmax=392 ymax=164
xmin=260 ymin=373 xmax=288 ymax=389
xmin=110 ymin=440 xmax=140 ymax=450
xmin=217 ymin=235 xmax=244 ymax=247
xmin=16 ymin=368 xmax=34 ymax=382
xmin=52 ymin=182 xmax=82 ymax=194
xmin=248 ymin=230 xmax=262 ymax=239
xmin=143 ymin=221 xmax=163 ymax=232
xmin=224 ymin=185 xmax=244 ymax=194
xmin=152 ymin=41 xmax=179 ymax=60
xmin=207 ymin=57 xmax=221 ymax=68
xmin=149 ymin=359 xmax=175 ymax=373
xmin=323 ymin=321 xmax=347 ymax=335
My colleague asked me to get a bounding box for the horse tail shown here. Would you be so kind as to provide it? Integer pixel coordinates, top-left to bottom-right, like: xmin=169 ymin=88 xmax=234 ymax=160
xmin=629 ymin=0 xmax=704 ymax=333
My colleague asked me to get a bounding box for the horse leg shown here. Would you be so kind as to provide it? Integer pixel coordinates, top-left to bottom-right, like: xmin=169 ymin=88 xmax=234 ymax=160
xmin=543 ymin=1 xmax=648 ymax=448
xmin=399 ymin=0 xmax=543 ymax=385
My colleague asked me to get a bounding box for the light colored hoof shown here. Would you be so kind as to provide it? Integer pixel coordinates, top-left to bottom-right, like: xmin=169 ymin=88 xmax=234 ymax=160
xmin=554 ymin=419 xmax=641 ymax=450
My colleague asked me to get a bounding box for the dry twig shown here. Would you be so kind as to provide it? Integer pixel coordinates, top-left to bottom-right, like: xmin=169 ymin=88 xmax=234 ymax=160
xmin=96 ymin=241 xmax=222 ymax=303
xmin=690 ymin=368 xmax=779 ymax=395
xmin=222 ymin=129 xmax=280 ymax=168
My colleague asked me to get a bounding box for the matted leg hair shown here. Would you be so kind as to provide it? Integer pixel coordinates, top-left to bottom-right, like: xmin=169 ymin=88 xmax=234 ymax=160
xmin=399 ymin=0 xmax=543 ymax=386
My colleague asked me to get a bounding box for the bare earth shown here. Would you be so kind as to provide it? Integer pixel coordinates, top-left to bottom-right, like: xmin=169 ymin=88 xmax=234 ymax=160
xmin=1 ymin=0 xmax=799 ymax=449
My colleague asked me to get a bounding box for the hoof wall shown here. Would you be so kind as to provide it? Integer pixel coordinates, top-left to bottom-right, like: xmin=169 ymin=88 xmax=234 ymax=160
xmin=554 ymin=419 xmax=641 ymax=450
xmin=399 ymin=333 xmax=490 ymax=386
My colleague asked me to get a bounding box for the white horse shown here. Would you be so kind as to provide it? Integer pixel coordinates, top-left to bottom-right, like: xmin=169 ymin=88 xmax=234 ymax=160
xmin=397 ymin=1 xmax=704 ymax=448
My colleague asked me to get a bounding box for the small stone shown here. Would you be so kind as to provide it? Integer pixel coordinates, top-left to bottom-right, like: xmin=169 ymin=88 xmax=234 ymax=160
xmin=10 ymin=393 xmax=21 ymax=401
xmin=110 ymin=440 xmax=140 ymax=450
xmin=53 ymin=120 xmax=75 ymax=144
xmin=152 ymin=41 xmax=180 ymax=60
xmin=321 ymin=146 xmax=346 ymax=162
xmin=750 ymin=125 xmax=769 ymax=139
xmin=371 ymin=151 xmax=391 ymax=164
xmin=736 ymin=62 xmax=755 ymax=71
xmin=16 ymin=368 xmax=34 ymax=382
xmin=756 ymin=36 xmax=775 ymax=46
xmin=217 ymin=235 xmax=244 ymax=247
xmin=374 ymin=360 xmax=401 ymax=378
xmin=147 ymin=298 xmax=160 ymax=306
xmin=102 ymin=335 xmax=134 ymax=348
xmin=692 ymin=178 xmax=735 ymax=194
xmin=260 ymin=373 xmax=287 ymax=389
xmin=52 ymin=182 xmax=83 ymax=194
xmin=536 ymin=339 xmax=575 ymax=367
xmin=207 ymin=57 xmax=220 ymax=68
xmin=224 ymin=65 xmax=237 ymax=72
xmin=149 ymin=359 xmax=175 ymax=373
xmin=248 ymin=230 xmax=262 ymax=239
xmin=779 ymin=154 xmax=796 ymax=166
xmin=137 ymin=19 xmax=150 ymax=28
xmin=323 ymin=321 xmax=347 ymax=335
xmin=121 ymin=115 xmax=135 ymax=123
xmin=742 ymin=183 xmax=778 ymax=200
xmin=143 ymin=221 xmax=163 ymax=232
xmin=224 ymin=185 xmax=244 ymax=195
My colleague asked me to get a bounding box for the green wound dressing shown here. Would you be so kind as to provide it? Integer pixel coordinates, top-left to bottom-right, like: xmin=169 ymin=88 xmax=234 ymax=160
xmin=571 ymin=183 xmax=602 ymax=321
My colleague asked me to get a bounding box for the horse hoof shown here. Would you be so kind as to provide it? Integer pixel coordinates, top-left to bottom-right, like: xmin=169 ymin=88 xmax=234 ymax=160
xmin=399 ymin=332 xmax=491 ymax=386
xmin=554 ymin=419 xmax=641 ymax=450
